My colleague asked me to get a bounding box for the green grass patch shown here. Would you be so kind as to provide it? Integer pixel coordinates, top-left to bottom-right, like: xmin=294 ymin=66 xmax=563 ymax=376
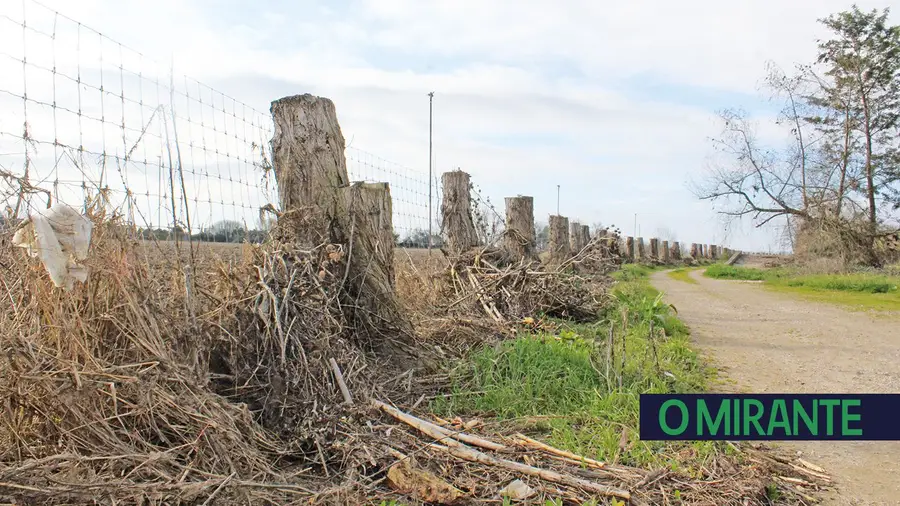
xmin=610 ymin=263 xmax=661 ymax=282
xmin=432 ymin=275 xmax=723 ymax=473
xmin=703 ymin=264 xmax=769 ymax=281
xmin=667 ymin=267 xmax=699 ymax=284
xmin=703 ymin=265 xmax=900 ymax=311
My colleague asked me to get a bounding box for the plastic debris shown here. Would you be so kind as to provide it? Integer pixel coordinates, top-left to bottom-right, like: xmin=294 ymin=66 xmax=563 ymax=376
xmin=12 ymin=203 xmax=93 ymax=291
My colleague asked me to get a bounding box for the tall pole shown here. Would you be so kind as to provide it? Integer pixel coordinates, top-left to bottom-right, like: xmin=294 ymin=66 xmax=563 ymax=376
xmin=556 ymin=185 xmax=560 ymax=215
xmin=428 ymin=91 xmax=434 ymax=251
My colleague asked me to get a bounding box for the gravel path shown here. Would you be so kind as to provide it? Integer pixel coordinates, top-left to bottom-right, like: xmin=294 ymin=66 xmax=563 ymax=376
xmin=651 ymin=269 xmax=900 ymax=505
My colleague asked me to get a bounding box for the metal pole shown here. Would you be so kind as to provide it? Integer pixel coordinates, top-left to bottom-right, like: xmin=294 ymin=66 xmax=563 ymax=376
xmin=428 ymin=92 xmax=434 ymax=251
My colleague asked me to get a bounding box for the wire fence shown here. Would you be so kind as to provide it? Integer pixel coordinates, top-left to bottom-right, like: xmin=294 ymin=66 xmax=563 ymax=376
xmin=0 ymin=0 xmax=477 ymax=252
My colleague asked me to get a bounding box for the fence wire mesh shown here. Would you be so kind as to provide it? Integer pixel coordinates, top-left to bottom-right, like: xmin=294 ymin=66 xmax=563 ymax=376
xmin=0 ymin=0 xmax=456 ymax=252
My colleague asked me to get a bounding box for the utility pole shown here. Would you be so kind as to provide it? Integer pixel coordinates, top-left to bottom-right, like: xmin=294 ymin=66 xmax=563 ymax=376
xmin=428 ymin=91 xmax=434 ymax=252
xmin=634 ymin=213 xmax=637 ymax=238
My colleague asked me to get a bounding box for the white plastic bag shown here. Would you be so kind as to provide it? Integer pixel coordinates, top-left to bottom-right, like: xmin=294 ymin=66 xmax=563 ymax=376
xmin=12 ymin=203 xmax=93 ymax=291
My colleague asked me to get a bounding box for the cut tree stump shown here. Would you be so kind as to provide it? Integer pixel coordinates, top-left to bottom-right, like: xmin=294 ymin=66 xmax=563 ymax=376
xmin=503 ymin=196 xmax=537 ymax=262
xmin=636 ymin=237 xmax=645 ymax=260
xmin=270 ymin=94 xmax=414 ymax=357
xmin=580 ymin=225 xmax=591 ymax=249
xmin=625 ymin=236 xmax=634 ymax=261
xmin=649 ymin=238 xmax=659 ymax=260
xmin=549 ymin=215 xmax=571 ymax=263
xmin=672 ymin=241 xmax=681 ymax=260
xmin=569 ymin=222 xmax=583 ymax=252
xmin=441 ymin=170 xmax=480 ymax=255
xmin=661 ymin=240 xmax=670 ymax=264
xmin=690 ymin=243 xmax=699 ymax=259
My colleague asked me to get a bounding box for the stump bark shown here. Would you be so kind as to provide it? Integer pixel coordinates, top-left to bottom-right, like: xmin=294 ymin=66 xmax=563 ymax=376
xmin=580 ymin=225 xmax=591 ymax=249
xmin=690 ymin=243 xmax=699 ymax=258
xmin=549 ymin=215 xmax=571 ymax=263
xmin=709 ymin=244 xmax=718 ymax=260
xmin=270 ymin=94 xmax=413 ymax=356
xmin=672 ymin=241 xmax=681 ymax=260
xmin=636 ymin=237 xmax=645 ymax=260
xmin=625 ymin=236 xmax=635 ymax=261
xmin=441 ymin=170 xmax=480 ymax=255
xmin=661 ymin=240 xmax=670 ymax=264
xmin=503 ymin=196 xmax=537 ymax=262
xmin=649 ymin=238 xmax=659 ymax=260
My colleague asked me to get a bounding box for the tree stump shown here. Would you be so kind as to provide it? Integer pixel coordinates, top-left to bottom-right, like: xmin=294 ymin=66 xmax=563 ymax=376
xmin=672 ymin=241 xmax=681 ymax=260
xmin=569 ymin=222 xmax=583 ymax=252
xmin=441 ymin=170 xmax=480 ymax=255
xmin=580 ymin=225 xmax=591 ymax=249
xmin=637 ymin=237 xmax=645 ymax=260
xmin=709 ymin=244 xmax=718 ymax=260
xmin=649 ymin=238 xmax=659 ymax=260
xmin=549 ymin=215 xmax=571 ymax=263
xmin=503 ymin=196 xmax=537 ymax=262
xmin=270 ymin=94 xmax=413 ymax=356
xmin=270 ymin=94 xmax=350 ymax=246
xmin=661 ymin=240 xmax=670 ymax=264
xmin=625 ymin=236 xmax=635 ymax=261
xmin=690 ymin=243 xmax=699 ymax=258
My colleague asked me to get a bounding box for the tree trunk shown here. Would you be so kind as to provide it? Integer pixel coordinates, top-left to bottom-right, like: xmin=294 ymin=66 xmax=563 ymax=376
xmin=636 ymin=237 xmax=645 ymax=260
xmin=625 ymin=237 xmax=634 ymax=261
xmin=690 ymin=243 xmax=699 ymax=259
xmin=441 ymin=170 xmax=480 ymax=255
xmin=671 ymin=241 xmax=681 ymax=260
xmin=709 ymin=244 xmax=718 ymax=260
xmin=503 ymin=196 xmax=537 ymax=262
xmin=580 ymin=225 xmax=591 ymax=249
xmin=661 ymin=240 xmax=670 ymax=264
xmin=649 ymin=238 xmax=659 ymax=260
xmin=549 ymin=215 xmax=571 ymax=263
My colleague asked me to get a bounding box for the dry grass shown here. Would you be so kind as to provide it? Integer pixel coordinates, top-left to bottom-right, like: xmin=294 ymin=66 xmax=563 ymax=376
xmin=0 ymin=214 xmax=829 ymax=505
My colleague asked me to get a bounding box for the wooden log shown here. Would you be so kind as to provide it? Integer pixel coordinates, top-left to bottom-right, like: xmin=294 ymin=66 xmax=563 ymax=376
xmin=549 ymin=215 xmax=570 ymax=263
xmin=503 ymin=196 xmax=537 ymax=262
xmin=441 ymin=170 xmax=480 ymax=254
xmin=649 ymin=238 xmax=659 ymax=260
xmin=661 ymin=240 xmax=670 ymax=264
xmin=625 ymin=236 xmax=634 ymax=261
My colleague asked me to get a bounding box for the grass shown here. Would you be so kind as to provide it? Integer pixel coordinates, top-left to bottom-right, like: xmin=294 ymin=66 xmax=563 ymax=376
xmin=702 ymin=264 xmax=900 ymax=311
xmin=432 ymin=269 xmax=724 ymax=474
xmin=667 ymin=267 xmax=699 ymax=284
xmin=610 ymin=263 xmax=660 ymax=282
xmin=703 ymin=264 xmax=769 ymax=281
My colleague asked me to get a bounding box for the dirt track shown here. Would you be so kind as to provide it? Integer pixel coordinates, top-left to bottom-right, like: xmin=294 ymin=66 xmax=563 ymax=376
xmin=651 ymin=269 xmax=900 ymax=506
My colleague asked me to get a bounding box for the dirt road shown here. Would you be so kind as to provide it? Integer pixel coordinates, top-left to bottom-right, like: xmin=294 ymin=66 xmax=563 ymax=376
xmin=651 ymin=269 xmax=900 ymax=505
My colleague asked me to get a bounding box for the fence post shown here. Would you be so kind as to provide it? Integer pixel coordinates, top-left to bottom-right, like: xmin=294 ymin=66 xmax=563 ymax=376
xmin=270 ymin=94 xmax=412 ymax=350
xmin=649 ymin=238 xmax=659 ymax=260
xmin=625 ymin=236 xmax=635 ymax=261
xmin=504 ymin=196 xmax=537 ymax=261
xmin=440 ymin=170 xmax=480 ymax=255
xmin=549 ymin=215 xmax=571 ymax=263
xmin=661 ymin=240 xmax=670 ymax=264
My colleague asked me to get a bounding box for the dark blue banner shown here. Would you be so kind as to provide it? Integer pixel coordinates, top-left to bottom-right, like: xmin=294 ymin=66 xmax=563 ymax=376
xmin=640 ymin=394 xmax=900 ymax=441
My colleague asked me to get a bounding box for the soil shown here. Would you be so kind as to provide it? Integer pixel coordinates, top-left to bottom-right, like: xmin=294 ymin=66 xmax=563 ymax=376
xmin=651 ymin=268 xmax=900 ymax=506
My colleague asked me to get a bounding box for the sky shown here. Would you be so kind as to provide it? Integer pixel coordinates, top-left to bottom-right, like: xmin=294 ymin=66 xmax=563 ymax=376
xmin=1 ymin=0 xmax=898 ymax=251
